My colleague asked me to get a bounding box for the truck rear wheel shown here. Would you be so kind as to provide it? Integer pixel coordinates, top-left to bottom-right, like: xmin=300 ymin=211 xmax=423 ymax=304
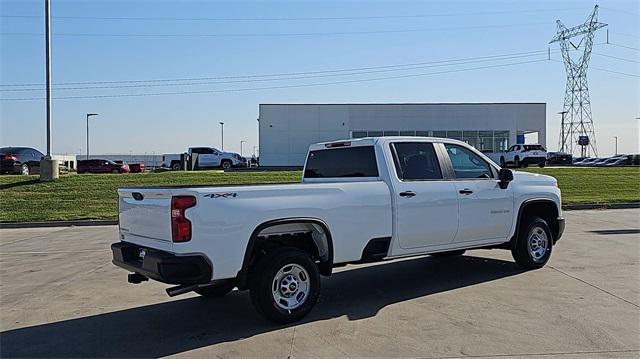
xmin=512 ymin=216 xmax=553 ymax=269
xmin=194 ymin=282 xmax=235 ymax=298
xmin=249 ymin=247 xmax=320 ymax=323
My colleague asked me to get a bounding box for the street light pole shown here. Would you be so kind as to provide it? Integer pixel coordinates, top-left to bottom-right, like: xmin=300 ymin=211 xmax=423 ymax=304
xmin=86 ymin=113 xmax=99 ymax=160
xmin=219 ymin=122 xmax=225 ymax=150
xmin=45 ymin=0 xmax=52 ymax=157
xmin=39 ymin=0 xmax=59 ymax=181
xmin=240 ymin=140 xmax=246 ymax=157
xmin=558 ymin=111 xmax=568 ymax=153
xmin=613 ymin=136 xmax=618 ymax=156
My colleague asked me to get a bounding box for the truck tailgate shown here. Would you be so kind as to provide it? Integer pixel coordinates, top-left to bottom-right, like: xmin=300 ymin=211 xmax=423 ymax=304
xmin=118 ymin=189 xmax=173 ymax=243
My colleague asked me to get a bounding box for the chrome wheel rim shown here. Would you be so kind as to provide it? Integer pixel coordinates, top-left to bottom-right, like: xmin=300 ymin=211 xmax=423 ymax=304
xmin=21 ymin=165 xmax=29 ymax=175
xmin=528 ymin=226 xmax=549 ymax=263
xmin=272 ymin=264 xmax=310 ymax=310
xmin=222 ymin=162 xmax=230 ymax=169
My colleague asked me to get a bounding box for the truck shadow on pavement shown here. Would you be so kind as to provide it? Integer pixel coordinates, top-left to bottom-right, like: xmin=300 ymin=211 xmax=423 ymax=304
xmin=1 ymin=255 xmax=524 ymax=358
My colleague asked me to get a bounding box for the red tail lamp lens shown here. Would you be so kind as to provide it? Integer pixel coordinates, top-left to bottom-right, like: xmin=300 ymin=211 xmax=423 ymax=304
xmin=171 ymin=196 xmax=196 ymax=242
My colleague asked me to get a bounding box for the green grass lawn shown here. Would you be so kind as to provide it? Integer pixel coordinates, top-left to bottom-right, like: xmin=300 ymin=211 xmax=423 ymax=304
xmin=0 ymin=171 xmax=300 ymax=222
xmin=520 ymin=167 xmax=640 ymax=206
xmin=1 ymin=167 xmax=638 ymax=222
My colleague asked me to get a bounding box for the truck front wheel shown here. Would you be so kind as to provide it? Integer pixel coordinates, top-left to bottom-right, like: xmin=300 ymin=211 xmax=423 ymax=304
xmin=512 ymin=216 xmax=553 ymax=269
xmin=249 ymin=247 xmax=320 ymax=323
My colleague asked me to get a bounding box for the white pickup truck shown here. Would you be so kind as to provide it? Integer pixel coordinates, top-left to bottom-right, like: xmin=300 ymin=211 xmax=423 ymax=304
xmin=112 ymin=137 xmax=564 ymax=323
xmin=162 ymin=147 xmax=243 ymax=170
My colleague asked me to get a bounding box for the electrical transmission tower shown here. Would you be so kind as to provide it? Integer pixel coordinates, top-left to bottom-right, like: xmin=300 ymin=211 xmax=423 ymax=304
xmin=550 ymin=5 xmax=607 ymax=157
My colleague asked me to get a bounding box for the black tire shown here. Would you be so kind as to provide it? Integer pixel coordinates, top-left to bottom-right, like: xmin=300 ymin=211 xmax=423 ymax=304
xmin=431 ymin=249 xmax=466 ymax=257
xmin=171 ymin=161 xmax=181 ymax=171
xmin=249 ymin=247 xmax=320 ymax=323
xmin=538 ymin=161 xmax=546 ymax=168
xmin=112 ymin=169 xmax=120 ymax=174
xmin=500 ymin=157 xmax=506 ymax=167
xmin=511 ymin=216 xmax=553 ymax=270
xmin=221 ymin=160 xmax=232 ymax=170
xmin=194 ymin=282 xmax=235 ymax=298
xmin=21 ymin=164 xmax=30 ymax=175
xmin=514 ymin=156 xmax=521 ymax=168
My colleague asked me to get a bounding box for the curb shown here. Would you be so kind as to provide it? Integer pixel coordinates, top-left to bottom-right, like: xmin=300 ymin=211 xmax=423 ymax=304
xmin=1 ymin=203 xmax=638 ymax=229
xmin=563 ymin=202 xmax=640 ymax=211
xmin=0 ymin=219 xmax=118 ymax=229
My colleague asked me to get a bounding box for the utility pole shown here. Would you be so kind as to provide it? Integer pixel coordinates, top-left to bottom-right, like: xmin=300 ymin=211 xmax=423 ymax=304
xmin=86 ymin=113 xmax=99 ymax=160
xmin=40 ymin=0 xmax=58 ymax=181
xmin=219 ymin=122 xmax=225 ymax=150
xmin=613 ymin=136 xmax=618 ymax=156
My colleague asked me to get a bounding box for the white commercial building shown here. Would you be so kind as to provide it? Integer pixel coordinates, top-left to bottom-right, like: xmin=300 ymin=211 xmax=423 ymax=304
xmin=258 ymin=103 xmax=546 ymax=166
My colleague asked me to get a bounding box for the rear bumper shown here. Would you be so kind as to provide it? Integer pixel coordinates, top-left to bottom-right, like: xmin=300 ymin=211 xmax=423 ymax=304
xmin=111 ymin=242 xmax=212 ymax=284
xmin=522 ymin=157 xmax=546 ymax=165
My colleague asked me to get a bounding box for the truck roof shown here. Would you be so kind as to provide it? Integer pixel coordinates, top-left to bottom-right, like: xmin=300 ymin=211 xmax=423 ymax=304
xmin=309 ymin=136 xmax=467 ymax=151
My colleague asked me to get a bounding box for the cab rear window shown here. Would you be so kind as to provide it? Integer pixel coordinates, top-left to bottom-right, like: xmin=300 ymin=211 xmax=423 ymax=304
xmin=524 ymin=145 xmax=545 ymax=151
xmin=304 ymin=146 xmax=379 ymax=178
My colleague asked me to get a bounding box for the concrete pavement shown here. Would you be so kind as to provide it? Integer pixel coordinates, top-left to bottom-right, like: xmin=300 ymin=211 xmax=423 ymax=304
xmin=1 ymin=209 xmax=638 ymax=358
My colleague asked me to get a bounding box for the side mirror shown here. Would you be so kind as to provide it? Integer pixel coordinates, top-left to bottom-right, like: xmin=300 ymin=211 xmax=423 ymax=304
xmin=498 ymin=168 xmax=513 ymax=189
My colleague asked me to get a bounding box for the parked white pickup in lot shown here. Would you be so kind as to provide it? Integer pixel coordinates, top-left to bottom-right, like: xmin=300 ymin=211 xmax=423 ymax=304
xmin=162 ymin=147 xmax=243 ymax=170
xmin=112 ymin=137 xmax=564 ymax=323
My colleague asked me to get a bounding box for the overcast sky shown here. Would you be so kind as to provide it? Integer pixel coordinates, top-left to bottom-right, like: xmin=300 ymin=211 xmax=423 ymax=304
xmin=1 ymin=0 xmax=638 ymax=157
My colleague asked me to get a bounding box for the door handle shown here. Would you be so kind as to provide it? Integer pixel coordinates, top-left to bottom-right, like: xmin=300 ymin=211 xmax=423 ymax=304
xmin=459 ymin=189 xmax=474 ymax=195
xmin=399 ymin=191 xmax=416 ymax=198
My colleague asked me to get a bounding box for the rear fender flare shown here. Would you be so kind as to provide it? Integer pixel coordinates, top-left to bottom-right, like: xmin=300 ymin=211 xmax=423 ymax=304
xmin=236 ymin=217 xmax=334 ymax=288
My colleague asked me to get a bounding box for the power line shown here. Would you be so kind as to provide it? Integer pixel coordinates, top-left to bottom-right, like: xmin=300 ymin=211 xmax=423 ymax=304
xmin=550 ymin=58 xmax=639 ymax=77
xmin=0 ymin=7 xmax=590 ymax=21
xmin=599 ymin=6 xmax=640 ymax=17
xmin=608 ymin=42 xmax=640 ymax=52
xmin=0 ymin=48 xmax=555 ymax=87
xmin=0 ymin=51 xmax=553 ymax=92
xmin=593 ymin=52 xmax=640 ymax=64
xmin=0 ymin=59 xmax=547 ymax=101
xmin=0 ymin=21 xmax=553 ymax=38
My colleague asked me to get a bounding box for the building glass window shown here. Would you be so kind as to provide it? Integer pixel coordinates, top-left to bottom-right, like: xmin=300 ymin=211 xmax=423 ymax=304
xmin=462 ymin=130 xmax=479 ymax=148
xmin=367 ymin=131 xmax=383 ymax=137
xmin=432 ymin=130 xmax=446 ymax=138
xmin=478 ymin=131 xmax=494 ymax=152
xmin=446 ymin=130 xmax=463 ymax=141
xmin=383 ymin=131 xmax=399 ymax=136
xmin=399 ymin=131 xmax=416 ymax=136
xmin=351 ymin=131 xmax=368 ymax=138
xmin=416 ymin=131 xmax=430 ymax=137
xmin=494 ymin=130 xmax=509 ymax=152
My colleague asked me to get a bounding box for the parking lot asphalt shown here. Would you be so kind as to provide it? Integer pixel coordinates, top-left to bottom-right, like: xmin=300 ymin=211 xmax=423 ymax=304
xmin=1 ymin=209 xmax=638 ymax=358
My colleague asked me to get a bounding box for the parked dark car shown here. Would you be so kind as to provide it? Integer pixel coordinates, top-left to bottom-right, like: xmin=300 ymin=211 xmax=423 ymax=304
xmin=77 ymin=159 xmax=130 ymax=174
xmin=0 ymin=147 xmax=44 ymax=175
xmin=128 ymin=163 xmax=145 ymax=173
xmin=546 ymin=152 xmax=573 ymax=165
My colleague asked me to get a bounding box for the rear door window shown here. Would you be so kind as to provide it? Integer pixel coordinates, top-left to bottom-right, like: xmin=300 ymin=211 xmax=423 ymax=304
xmin=304 ymin=146 xmax=378 ymax=178
xmin=391 ymin=142 xmax=443 ymax=180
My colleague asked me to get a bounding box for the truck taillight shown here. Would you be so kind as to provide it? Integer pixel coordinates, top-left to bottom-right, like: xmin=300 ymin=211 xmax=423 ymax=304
xmin=171 ymin=195 xmax=196 ymax=242
xmin=2 ymin=154 xmax=17 ymax=161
